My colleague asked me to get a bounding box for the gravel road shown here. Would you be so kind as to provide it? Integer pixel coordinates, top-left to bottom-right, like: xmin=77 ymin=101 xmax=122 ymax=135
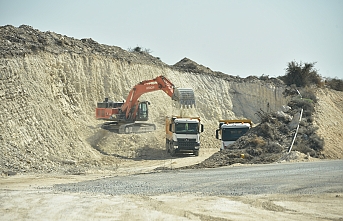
xmin=55 ymin=160 xmax=343 ymax=196
xmin=2 ymin=160 xmax=343 ymax=221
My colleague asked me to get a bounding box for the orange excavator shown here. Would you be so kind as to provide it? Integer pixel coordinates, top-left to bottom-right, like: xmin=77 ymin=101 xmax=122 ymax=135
xmin=96 ymin=75 xmax=196 ymax=133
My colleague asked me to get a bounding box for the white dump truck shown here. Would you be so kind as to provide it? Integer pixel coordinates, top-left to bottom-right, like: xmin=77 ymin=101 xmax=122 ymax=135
xmin=215 ymin=119 xmax=252 ymax=150
xmin=165 ymin=116 xmax=204 ymax=156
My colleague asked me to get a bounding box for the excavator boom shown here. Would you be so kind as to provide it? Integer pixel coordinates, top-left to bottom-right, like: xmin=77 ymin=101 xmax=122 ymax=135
xmin=121 ymin=75 xmax=195 ymax=119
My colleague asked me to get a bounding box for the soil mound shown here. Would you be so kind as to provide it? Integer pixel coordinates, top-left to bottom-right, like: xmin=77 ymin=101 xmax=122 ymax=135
xmin=0 ymin=24 xmax=165 ymax=66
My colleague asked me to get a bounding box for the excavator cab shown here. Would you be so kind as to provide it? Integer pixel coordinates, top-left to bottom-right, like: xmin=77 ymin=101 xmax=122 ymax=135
xmin=135 ymin=101 xmax=149 ymax=121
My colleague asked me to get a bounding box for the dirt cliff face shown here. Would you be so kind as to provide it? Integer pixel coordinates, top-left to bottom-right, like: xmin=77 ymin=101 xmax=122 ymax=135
xmin=0 ymin=25 xmax=340 ymax=174
xmin=314 ymin=88 xmax=343 ymax=159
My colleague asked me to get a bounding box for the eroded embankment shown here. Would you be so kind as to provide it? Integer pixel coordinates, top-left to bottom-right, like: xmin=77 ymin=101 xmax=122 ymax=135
xmin=314 ymin=88 xmax=343 ymax=159
xmin=0 ymin=25 xmax=290 ymax=174
xmin=0 ymin=53 xmax=290 ymax=174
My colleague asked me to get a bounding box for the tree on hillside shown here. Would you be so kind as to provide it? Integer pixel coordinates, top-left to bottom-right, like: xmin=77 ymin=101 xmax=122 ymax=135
xmin=325 ymin=77 xmax=343 ymax=91
xmin=128 ymin=46 xmax=152 ymax=54
xmin=279 ymin=61 xmax=322 ymax=87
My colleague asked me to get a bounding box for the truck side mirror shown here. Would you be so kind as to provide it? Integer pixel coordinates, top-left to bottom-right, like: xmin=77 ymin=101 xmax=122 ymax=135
xmin=215 ymin=129 xmax=220 ymax=139
xmin=201 ymin=124 xmax=204 ymax=133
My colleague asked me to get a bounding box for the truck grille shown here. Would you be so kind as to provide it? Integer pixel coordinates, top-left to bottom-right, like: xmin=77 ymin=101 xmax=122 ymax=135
xmin=177 ymin=138 xmax=197 ymax=148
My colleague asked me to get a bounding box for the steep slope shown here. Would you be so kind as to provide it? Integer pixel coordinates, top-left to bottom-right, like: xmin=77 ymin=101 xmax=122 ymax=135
xmin=2 ymin=25 xmax=339 ymax=175
xmin=314 ymin=88 xmax=343 ymax=158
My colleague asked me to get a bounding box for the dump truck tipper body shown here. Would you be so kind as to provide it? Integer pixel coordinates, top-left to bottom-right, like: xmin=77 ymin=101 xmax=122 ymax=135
xmin=166 ymin=116 xmax=204 ymax=156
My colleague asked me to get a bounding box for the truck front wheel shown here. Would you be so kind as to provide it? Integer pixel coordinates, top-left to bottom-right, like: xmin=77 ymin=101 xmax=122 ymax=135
xmin=165 ymin=140 xmax=170 ymax=153
xmin=194 ymin=150 xmax=199 ymax=156
xmin=170 ymin=147 xmax=176 ymax=157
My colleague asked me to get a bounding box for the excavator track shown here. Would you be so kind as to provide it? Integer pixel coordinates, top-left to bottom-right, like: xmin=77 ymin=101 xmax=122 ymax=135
xmin=118 ymin=123 xmax=156 ymax=134
xmin=101 ymin=122 xmax=120 ymax=132
xmin=101 ymin=122 xmax=156 ymax=134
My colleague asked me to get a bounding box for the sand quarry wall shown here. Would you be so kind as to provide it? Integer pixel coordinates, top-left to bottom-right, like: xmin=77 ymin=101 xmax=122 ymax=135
xmin=0 ymin=51 xmax=292 ymax=173
xmin=314 ymin=88 xmax=343 ymax=159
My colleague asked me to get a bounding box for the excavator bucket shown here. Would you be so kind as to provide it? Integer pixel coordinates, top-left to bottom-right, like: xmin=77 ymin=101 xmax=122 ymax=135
xmin=172 ymin=88 xmax=196 ymax=108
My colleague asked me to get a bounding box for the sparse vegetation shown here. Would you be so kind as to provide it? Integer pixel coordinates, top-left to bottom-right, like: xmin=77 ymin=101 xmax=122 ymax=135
xmin=279 ymin=61 xmax=323 ymax=87
xmin=285 ymin=86 xmax=317 ymax=118
xmin=259 ymin=74 xmax=270 ymax=81
xmin=299 ymin=87 xmax=317 ymax=102
xmin=128 ymin=46 xmax=152 ymax=54
xmin=289 ymin=98 xmax=314 ymax=117
xmin=325 ymin=77 xmax=343 ymax=91
xmin=285 ymin=86 xmax=325 ymax=154
xmin=294 ymin=132 xmax=324 ymax=156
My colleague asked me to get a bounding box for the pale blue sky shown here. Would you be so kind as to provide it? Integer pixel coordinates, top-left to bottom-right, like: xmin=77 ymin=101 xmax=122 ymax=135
xmin=1 ymin=0 xmax=342 ymax=79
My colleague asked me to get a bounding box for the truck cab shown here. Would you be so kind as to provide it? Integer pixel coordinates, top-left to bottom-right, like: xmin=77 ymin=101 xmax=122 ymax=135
xmin=215 ymin=120 xmax=252 ymax=150
xmin=166 ymin=116 xmax=204 ymax=156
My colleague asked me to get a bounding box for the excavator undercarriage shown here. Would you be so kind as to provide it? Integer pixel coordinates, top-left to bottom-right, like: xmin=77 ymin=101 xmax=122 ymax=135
xmin=101 ymin=121 xmax=156 ymax=134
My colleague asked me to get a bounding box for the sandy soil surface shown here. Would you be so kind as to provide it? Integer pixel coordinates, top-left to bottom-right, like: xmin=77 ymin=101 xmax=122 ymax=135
xmin=1 ymin=151 xmax=342 ymax=221
xmin=1 ymin=187 xmax=342 ymax=221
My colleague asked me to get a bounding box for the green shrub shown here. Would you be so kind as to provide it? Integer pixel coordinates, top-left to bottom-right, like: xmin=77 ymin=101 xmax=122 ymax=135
xmin=299 ymin=87 xmax=317 ymax=102
xmin=293 ymin=142 xmax=317 ymax=156
xmin=279 ymin=61 xmax=322 ymax=87
xmin=288 ymin=98 xmax=315 ymax=117
xmin=127 ymin=46 xmax=152 ymax=54
xmin=133 ymin=46 xmax=142 ymax=52
xmin=326 ymin=78 xmax=343 ymax=91
xmin=308 ymin=134 xmax=324 ymax=151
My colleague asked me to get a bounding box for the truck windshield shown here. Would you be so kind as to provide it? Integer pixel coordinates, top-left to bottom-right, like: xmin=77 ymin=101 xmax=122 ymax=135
xmin=222 ymin=127 xmax=249 ymax=141
xmin=175 ymin=123 xmax=198 ymax=134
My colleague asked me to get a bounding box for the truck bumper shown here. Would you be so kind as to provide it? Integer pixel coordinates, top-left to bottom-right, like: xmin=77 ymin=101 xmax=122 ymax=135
xmin=173 ymin=143 xmax=200 ymax=151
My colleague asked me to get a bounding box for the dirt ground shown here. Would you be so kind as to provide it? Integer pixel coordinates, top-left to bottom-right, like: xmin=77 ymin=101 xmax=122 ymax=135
xmin=1 ymin=185 xmax=342 ymax=221
xmin=2 ymin=149 xmax=342 ymax=221
xmin=2 ymin=185 xmax=341 ymax=221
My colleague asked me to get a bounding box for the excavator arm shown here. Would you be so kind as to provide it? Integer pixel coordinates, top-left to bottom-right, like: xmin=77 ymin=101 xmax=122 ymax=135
xmin=121 ymin=75 xmax=195 ymax=119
